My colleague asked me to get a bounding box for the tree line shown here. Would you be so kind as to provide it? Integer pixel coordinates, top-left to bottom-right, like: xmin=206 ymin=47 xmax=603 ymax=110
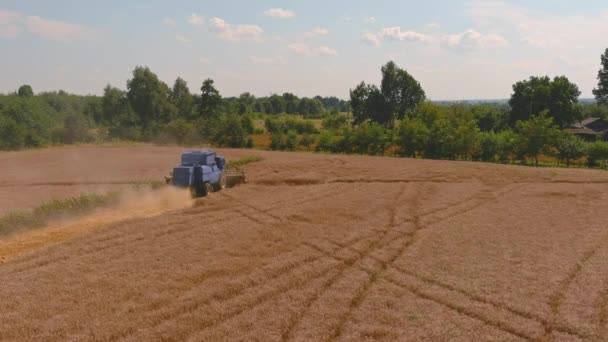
xmin=0 ymin=66 xmax=347 ymax=149
xmin=2 ymin=47 xmax=608 ymax=169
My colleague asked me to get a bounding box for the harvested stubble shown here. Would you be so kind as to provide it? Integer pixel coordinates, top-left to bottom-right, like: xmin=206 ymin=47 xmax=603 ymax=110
xmin=1 ymin=146 xmax=608 ymax=341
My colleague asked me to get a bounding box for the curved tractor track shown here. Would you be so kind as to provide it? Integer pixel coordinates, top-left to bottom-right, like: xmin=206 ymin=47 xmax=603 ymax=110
xmin=1 ymin=146 xmax=608 ymax=341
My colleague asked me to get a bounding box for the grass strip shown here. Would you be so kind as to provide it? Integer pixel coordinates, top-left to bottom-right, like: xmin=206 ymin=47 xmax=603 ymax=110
xmin=0 ymin=192 xmax=123 ymax=237
xmin=226 ymin=155 xmax=264 ymax=169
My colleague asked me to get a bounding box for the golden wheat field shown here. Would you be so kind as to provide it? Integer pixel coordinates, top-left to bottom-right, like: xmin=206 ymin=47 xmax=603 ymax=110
xmin=2 ymin=145 xmax=608 ymax=341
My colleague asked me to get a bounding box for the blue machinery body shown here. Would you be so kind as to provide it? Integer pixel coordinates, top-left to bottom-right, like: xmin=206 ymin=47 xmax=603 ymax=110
xmin=170 ymin=150 xmax=227 ymax=197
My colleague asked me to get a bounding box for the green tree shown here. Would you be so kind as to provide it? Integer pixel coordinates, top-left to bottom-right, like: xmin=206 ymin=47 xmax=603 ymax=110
xmin=126 ymin=66 xmax=172 ymax=131
xmin=380 ymin=61 xmax=426 ymax=125
xmin=516 ymin=111 xmax=560 ymax=166
xmin=238 ymin=92 xmax=256 ymax=114
xmin=241 ymin=114 xmax=254 ymax=134
xmin=555 ymin=133 xmax=587 ymax=167
xmin=593 ymin=48 xmax=608 ymax=105
xmin=199 ymin=78 xmax=222 ymax=119
xmin=0 ymin=117 xmax=26 ymax=149
xmin=397 ymin=117 xmax=430 ymax=157
xmin=587 ymin=141 xmax=608 ymax=168
xmin=170 ymin=77 xmax=194 ymax=120
xmin=17 ymin=85 xmax=34 ymax=97
xmin=509 ymin=76 xmax=581 ymax=128
xmin=495 ymin=130 xmax=519 ymax=163
xmin=350 ymin=82 xmax=371 ymax=125
xmin=477 ymin=131 xmax=498 ymax=162
xmin=213 ymin=114 xmax=245 ymax=148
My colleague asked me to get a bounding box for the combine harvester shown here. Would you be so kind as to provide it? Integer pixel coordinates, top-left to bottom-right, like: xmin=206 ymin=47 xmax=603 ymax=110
xmin=165 ymin=150 xmax=246 ymax=197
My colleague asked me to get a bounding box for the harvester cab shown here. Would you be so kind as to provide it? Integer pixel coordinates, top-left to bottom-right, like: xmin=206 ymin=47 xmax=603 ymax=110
xmin=165 ymin=150 xmax=245 ymax=197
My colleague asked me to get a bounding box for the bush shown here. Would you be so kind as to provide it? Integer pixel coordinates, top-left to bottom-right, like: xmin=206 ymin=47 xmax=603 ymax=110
xmin=213 ymin=114 xmax=246 ymax=148
xmin=299 ymin=134 xmax=316 ymax=150
xmin=555 ymin=133 xmax=588 ymax=167
xmin=241 ymin=114 xmax=255 ymax=134
xmin=265 ymin=116 xmax=318 ymax=134
xmin=350 ymin=122 xmax=392 ymax=156
xmin=284 ymin=130 xmax=298 ymax=151
xmin=0 ymin=116 xmax=26 ymax=150
xmin=163 ymin=119 xmax=198 ymax=145
xmin=322 ymin=114 xmax=348 ymax=131
xmin=52 ymin=114 xmax=94 ymax=144
xmin=270 ymin=132 xmax=286 ymax=150
xmin=587 ymin=140 xmax=608 ymax=168
xmin=316 ymin=130 xmax=336 ymax=152
xmin=397 ymin=117 xmax=429 ymax=157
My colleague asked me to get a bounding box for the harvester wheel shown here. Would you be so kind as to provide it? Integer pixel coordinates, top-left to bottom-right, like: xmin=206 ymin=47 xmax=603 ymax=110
xmin=204 ymin=182 xmax=213 ymax=196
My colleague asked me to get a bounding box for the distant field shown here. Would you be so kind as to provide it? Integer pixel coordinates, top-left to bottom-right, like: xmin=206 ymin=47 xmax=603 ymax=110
xmin=1 ymin=146 xmax=608 ymax=340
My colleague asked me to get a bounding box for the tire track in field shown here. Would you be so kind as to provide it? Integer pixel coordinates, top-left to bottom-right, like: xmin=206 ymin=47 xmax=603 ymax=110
xmin=280 ymin=182 xmax=514 ymax=341
xmin=328 ymin=183 xmax=426 ymax=341
xmin=390 ymin=265 xmax=590 ymax=340
xmin=113 ymin=231 xmax=382 ymax=340
xmin=302 ymin=239 xmax=547 ymax=341
xmin=542 ymin=229 xmax=608 ymax=340
xmin=279 ymin=184 xmax=410 ymax=342
xmin=383 ymin=275 xmax=535 ymax=341
xmin=328 ymin=182 xmax=529 ymax=341
xmin=176 ymin=227 xmax=408 ymax=341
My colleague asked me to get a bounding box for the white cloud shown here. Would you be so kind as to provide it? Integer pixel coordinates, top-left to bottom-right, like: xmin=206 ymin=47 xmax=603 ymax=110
xmin=305 ymin=27 xmax=328 ymax=38
xmin=264 ymin=8 xmax=295 ymax=19
xmin=288 ymin=43 xmax=337 ymax=57
xmin=378 ymin=27 xmax=433 ymax=43
xmin=208 ymin=17 xmax=263 ymax=41
xmin=162 ymin=18 xmax=176 ymax=26
xmin=175 ymin=34 xmax=191 ymax=44
xmin=442 ymin=29 xmax=508 ymax=50
xmin=363 ymin=17 xmax=376 ymax=24
xmin=188 ymin=13 xmax=204 ymax=26
xmin=25 ymin=15 xmax=92 ymax=42
xmin=0 ymin=10 xmax=94 ymax=42
xmin=361 ymin=32 xmax=380 ymax=46
xmin=426 ymin=22 xmax=441 ymax=29
xmin=248 ymin=55 xmax=286 ymax=65
xmin=199 ymin=56 xmax=211 ymax=64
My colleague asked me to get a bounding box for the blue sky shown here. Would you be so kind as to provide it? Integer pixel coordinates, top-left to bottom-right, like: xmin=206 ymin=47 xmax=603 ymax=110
xmin=1 ymin=1 xmax=607 ymax=100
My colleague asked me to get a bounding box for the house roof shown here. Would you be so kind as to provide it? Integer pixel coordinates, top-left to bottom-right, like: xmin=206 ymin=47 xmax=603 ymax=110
xmin=564 ymin=128 xmax=602 ymax=135
xmin=581 ymin=117 xmax=601 ymax=126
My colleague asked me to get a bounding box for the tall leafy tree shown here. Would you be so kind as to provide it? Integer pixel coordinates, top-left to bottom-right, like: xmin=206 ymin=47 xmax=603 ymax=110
xmin=380 ymin=61 xmax=426 ymax=125
xmin=170 ymin=77 xmax=194 ymax=119
xmin=350 ymin=61 xmax=425 ymax=127
xmin=593 ymin=48 xmax=608 ymax=105
xmin=126 ymin=66 xmax=171 ymax=130
xmin=199 ymin=78 xmax=222 ymax=119
xmin=509 ymin=76 xmax=581 ymax=128
xmin=350 ymin=82 xmax=370 ymax=125
xmin=238 ymin=92 xmax=256 ymax=114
